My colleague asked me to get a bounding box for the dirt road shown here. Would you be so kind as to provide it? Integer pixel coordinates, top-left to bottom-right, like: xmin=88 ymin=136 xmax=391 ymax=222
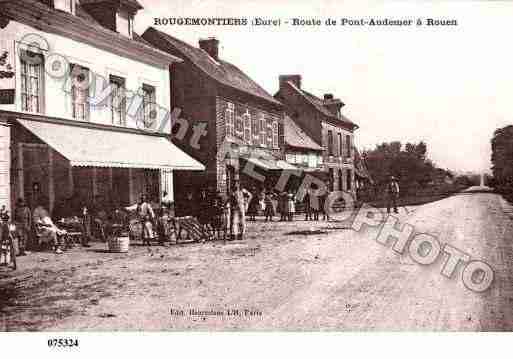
xmin=2 ymin=188 xmax=513 ymax=331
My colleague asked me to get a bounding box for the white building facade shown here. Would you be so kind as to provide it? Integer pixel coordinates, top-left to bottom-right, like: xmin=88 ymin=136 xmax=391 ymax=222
xmin=0 ymin=0 xmax=203 ymax=212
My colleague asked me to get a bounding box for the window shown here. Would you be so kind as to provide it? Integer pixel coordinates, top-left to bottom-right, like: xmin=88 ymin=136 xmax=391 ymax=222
xmin=338 ymin=133 xmax=343 ymax=157
xmin=328 ymin=168 xmax=334 ymax=191
xmin=259 ymin=113 xmax=266 ymax=147
xmin=225 ymin=102 xmax=235 ymax=137
xmin=20 ymin=51 xmax=44 ymax=113
xmin=242 ymin=110 xmax=251 ymax=144
xmin=346 ymin=135 xmax=351 ymax=158
xmin=308 ymin=154 xmax=317 ymax=168
xmin=346 ymin=169 xmax=352 ymax=190
xmin=110 ymin=75 xmax=126 ymax=126
xmin=266 ymin=119 xmax=273 ymax=148
xmin=252 ymin=115 xmax=259 ymax=144
xmin=141 ymin=84 xmax=156 ymax=128
xmin=327 ymin=130 xmax=334 ymax=156
xmin=70 ymin=64 xmax=90 ymax=121
xmin=339 ymin=169 xmax=343 ymax=191
xmin=117 ymin=9 xmax=134 ymax=38
xmin=54 ymin=0 xmax=74 ymax=13
xmin=272 ymin=120 xmax=279 ymax=149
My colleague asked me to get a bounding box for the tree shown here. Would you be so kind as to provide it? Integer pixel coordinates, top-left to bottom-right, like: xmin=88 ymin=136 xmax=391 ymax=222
xmin=491 ymin=125 xmax=513 ymax=195
xmin=363 ymin=141 xmax=455 ymax=195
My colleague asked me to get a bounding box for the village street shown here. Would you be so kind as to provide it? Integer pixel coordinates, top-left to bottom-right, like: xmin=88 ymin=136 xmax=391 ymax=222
xmin=1 ymin=187 xmax=513 ymax=331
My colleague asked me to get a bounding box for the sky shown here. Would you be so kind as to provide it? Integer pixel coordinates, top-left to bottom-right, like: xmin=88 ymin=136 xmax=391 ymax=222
xmin=134 ymin=0 xmax=513 ymax=174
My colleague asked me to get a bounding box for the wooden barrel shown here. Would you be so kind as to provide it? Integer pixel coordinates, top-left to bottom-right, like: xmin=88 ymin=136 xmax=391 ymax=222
xmin=108 ymin=236 xmax=130 ymax=253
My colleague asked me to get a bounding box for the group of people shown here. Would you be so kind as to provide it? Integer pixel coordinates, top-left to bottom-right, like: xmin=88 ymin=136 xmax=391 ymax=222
xmin=4 ymin=182 xmax=173 ymax=255
xmin=3 ymin=175 xmax=401 ymax=254
xmin=183 ymin=175 xmax=401 ymax=243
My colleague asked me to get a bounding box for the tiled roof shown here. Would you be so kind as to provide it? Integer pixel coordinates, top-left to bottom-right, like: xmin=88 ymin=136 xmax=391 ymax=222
xmin=4 ymin=0 xmax=181 ymax=66
xmin=80 ymin=0 xmax=143 ymax=10
xmin=284 ymin=81 xmax=357 ymax=129
xmin=284 ymin=115 xmax=323 ymax=151
xmin=142 ymin=27 xmax=282 ymax=107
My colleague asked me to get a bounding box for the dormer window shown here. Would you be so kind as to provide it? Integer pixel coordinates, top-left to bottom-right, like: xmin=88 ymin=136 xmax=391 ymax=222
xmin=54 ymin=0 xmax=75 ymax=14
xmin=117 ymin=9 xmax=134 ymax=38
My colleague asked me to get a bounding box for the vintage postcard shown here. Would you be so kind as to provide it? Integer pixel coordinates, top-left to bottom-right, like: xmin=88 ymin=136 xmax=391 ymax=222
xmin=0 ymin=0 xmax=512 ymax=348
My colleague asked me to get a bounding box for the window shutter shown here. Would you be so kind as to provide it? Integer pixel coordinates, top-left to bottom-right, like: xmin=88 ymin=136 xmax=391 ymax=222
xmin=243 ymin=111 xmax=251 ymax=144
xmin=272 ymin=120 xmax=279 ymax=149
xmin=259 ymin=114 xmax=266 ymax=147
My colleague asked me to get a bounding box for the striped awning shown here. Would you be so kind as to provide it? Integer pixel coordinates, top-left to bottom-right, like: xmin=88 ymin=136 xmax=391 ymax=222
xmin=17 ymin=119 xmax=205 ymax=171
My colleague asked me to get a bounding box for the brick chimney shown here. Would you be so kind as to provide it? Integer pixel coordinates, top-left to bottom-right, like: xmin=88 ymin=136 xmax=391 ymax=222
xmin=323 ymin=94 xmax=345 ymax=117
xmin=279 ymin=75 xmax=302 ymax=90
xmin=199 ymin=37 xmax=219 ymax=60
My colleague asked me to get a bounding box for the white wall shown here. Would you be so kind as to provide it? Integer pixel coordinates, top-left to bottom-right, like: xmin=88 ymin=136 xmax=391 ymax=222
xmin=0 ymin=124 xmax=10 ymax=212
xmin=0 ymin=20 xmax=172 ymax=134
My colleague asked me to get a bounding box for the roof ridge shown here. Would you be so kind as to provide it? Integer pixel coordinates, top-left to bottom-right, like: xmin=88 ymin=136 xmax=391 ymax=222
xmin=143 ymin=27 xmax=282 ymax=107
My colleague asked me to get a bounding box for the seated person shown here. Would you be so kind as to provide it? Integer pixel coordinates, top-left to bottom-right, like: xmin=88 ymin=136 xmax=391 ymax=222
xmin=33 ymin=205 xmax=66 ymax=254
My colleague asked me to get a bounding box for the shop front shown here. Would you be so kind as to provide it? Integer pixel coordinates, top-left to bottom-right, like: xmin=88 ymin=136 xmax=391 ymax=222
xmin=0 ymin=112 xmax=204 ymax=214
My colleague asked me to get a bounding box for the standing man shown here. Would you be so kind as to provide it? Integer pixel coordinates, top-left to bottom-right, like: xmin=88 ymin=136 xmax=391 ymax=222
xmin=229 ymin=180 xmax=252 ymax=241
xmin=14 ymin=198 xmax=31 ymax=254
xmin=303 ymin=189 xmax=312 ymax=221
xmin=386 ymin=175 xmax=400 ymax=214
xmin=29 ymin=182 xmax=48 ymax=211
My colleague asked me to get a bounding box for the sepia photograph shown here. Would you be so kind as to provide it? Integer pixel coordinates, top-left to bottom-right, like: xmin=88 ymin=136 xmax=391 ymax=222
xmin=0 ymin=0 xmax=513 ymax=353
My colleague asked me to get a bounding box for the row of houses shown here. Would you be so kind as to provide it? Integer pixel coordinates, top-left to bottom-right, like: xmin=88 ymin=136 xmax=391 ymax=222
xmin=0 ymin=0 xmax=371 ymax=214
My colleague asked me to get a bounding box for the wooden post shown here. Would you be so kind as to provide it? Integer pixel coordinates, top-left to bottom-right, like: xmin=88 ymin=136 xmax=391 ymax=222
xmin=92 ymin=167 xmax=97 ymax=197
xmin=128 ymin=168 xmax=134 ymax=204
xmin=48 ymin=148 xmax=54 ymax=213
xmin=68 ymin=165 xmax=74 ymax=197
xmin=17 ymin=143 xmax=23 ymax=200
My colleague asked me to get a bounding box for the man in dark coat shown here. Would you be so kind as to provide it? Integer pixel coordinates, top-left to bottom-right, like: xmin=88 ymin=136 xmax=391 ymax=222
xmin=386 ymin=175 xmax=400 ymax=214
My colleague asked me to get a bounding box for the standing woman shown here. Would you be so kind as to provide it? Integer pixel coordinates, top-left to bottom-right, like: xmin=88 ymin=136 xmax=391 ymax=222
xmin=263 ymin=190 xmax=275 ymax=222
xmin=287 ymin=191 xmax=296 ymax=221
xmin=247 ymin=187 xmax=259 ymax=221
xmin=14 ymin=198 xmax=31 ymax=254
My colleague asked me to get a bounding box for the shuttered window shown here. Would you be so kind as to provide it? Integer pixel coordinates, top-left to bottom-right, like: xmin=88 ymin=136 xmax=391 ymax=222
xmin=225 ymin=102 xmax=235 ymax=137
xmin=266 ymin=119 xmax=273 ymax=148
xmin=110 ymin=75 xmax=126 ymax=126
xmin=20 ymin=51 xmax=44 ymax=114
xmin=243 ymin=110 xmax=251 ymax=144
xmin=272 ymin=120 xmax=279 ymax=149
xmin=328 ymin=130 xmax=334 ymax=156
xmin=259 ymin=113 xmax=266 ymax=147
xmin=252 ymin=114 xmax=259 ymax=144
xmin=141 ymin=84 xmax=156 ymax=129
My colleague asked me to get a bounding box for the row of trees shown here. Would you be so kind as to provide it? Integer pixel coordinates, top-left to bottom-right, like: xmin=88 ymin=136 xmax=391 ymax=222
xmin=361 ymin=141 xmax=470 ymax=197
xmin=491 ymin=125 xmax=513 ymax=197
